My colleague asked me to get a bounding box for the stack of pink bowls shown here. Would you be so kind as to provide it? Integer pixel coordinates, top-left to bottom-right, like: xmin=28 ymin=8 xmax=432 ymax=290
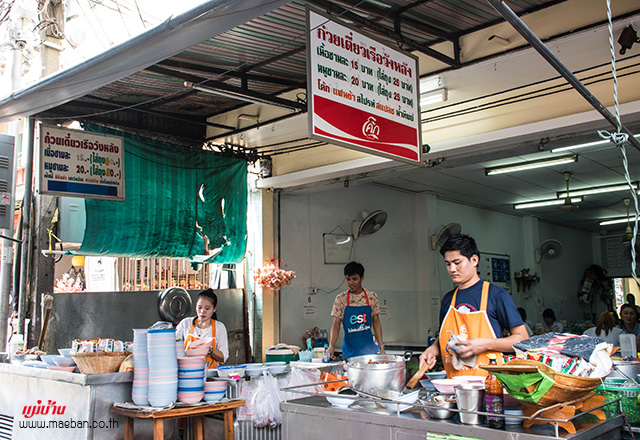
xmin=177 ymin=356 xmax=206 ymax=404
xmin=204 ymin=380 xmax=227 ymax=402
xmin=131 ymin=329 xmax=149 ymax=406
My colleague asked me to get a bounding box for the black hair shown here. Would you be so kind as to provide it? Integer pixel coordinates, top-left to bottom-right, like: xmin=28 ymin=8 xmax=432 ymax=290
xmin=439 ymin=234 xmax=480 ymax=260
xmin=620 ymin=303 xmax=638 ymax=320
xmin=542 ymin=308 xmax=556 ymax=321
xmin=344 ymin=261 xmax=365 ymax=277
xmin=197 ymin=288 xmax=218 ymax=320
xmin=517 ymin=307 xmax=527 ymax=321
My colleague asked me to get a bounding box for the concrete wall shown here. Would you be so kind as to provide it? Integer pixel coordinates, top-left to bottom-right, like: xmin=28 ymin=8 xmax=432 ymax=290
xmin=278 ymin=183 xmax=597 ymax=348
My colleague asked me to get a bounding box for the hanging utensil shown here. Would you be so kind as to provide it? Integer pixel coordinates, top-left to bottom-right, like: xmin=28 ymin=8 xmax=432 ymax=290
xmin=37 ymin=294 xmax=54 ymax=350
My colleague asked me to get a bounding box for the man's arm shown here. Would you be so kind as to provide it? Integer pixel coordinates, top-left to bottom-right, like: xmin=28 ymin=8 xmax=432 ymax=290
xmin=372 ymin=313 xmax=385 ymax=354
xmin=452 ymin=325 xmax=528 ymax=358
xmin=329 ymin=316 xmax=341 ymax=359
xmin=419 ymin=337 xmax=440 ymax=370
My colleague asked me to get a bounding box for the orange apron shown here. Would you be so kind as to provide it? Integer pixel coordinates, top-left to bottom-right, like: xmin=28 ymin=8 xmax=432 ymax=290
xmin=439 ymin=281 xmax=503 ymax=378
xmin=185 ymin=318 xmax=218 ymax=369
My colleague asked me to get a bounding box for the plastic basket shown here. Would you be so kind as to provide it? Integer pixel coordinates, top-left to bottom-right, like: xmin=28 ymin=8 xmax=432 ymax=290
xmin=71 ymin=352 xmax=128 ymax=374
xmin=594 ymin=383 xmax=640 ymax=425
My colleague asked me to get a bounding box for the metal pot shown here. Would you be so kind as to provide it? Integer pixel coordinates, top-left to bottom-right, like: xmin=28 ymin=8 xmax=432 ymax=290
xmin=347 ymin=354 xmax=407 ymax=395
xmin=609 ymin=360 xmax=640 ymax=379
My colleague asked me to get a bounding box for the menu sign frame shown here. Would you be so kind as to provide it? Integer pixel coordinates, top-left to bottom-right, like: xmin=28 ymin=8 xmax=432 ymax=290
xmin=306 ymin=7 xmax=422 ymax=164
xmin=39 ymin=125 xmax=125 ymax=201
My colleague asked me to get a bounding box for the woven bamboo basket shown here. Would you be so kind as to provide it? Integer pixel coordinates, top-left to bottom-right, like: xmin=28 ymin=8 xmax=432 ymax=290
xmin=481 ymin=359 xmax=607 ymax=408
xmin=72 ymin=352 xmax=128 ymax=374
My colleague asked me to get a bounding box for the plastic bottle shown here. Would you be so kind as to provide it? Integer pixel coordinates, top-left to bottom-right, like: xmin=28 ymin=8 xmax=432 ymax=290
xmin=484 ymin=354 xmax=505 ymax=429
xmin=322 ymin=343 xmax=330 ymax=363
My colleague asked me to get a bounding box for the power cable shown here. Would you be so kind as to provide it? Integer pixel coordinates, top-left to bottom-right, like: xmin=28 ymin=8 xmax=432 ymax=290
xmin=598 ymin=0 xmax=639 ymax=288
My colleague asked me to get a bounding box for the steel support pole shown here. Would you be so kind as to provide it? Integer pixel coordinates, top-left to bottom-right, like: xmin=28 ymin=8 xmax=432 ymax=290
xmin=17 ymin=117 xmax=35 ymax=338
xmin=486 ymin=0 xmax=640 ymax=152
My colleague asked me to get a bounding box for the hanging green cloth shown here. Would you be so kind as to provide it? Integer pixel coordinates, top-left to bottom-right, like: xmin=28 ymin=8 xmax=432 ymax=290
xmin=78 ymin=125 xmax=247 ymax=263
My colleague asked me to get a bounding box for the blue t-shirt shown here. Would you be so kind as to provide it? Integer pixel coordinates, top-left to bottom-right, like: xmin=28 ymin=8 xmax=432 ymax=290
xmin=438 ymin=280 xmax=524 ymax=337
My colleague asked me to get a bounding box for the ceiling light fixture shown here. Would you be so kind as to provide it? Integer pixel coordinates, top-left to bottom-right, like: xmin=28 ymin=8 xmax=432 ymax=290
xmin=550 ymin=134 xmax=640 ymax=153
xmin=420 ymin=88 xmax=447 ymax=106
xmin=514 ymin=197 xmax=583 ymax=210
xmin=184 ymin=81 xmax=300 ymax=112
xmin=485 ymin=155 xmax=577 ymax=176
xmin=556 ymin=182 xmax=638 ymax=198
xmin=599 ymin=217 xmax=636 ymax=226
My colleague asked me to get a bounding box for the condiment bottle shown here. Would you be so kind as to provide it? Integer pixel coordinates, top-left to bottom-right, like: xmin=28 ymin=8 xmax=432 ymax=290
xmin=484 ymin=354 xmax=505 ymax=429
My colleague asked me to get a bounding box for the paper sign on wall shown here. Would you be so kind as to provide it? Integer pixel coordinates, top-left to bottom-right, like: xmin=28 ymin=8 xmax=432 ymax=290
xmin=302 ymin=303 xmax=318 ymax=320
xmin=306 ymin=8 xmax=421 ymax=164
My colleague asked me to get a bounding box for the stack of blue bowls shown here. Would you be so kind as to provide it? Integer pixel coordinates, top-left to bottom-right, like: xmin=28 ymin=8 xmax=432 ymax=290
xmin=177 ymin=356 xmax=206 ymax=404
xmin=131 ymin=328 xmax=149 ymax=406
xmin=147 ymin=328 xmax=178 ymax=407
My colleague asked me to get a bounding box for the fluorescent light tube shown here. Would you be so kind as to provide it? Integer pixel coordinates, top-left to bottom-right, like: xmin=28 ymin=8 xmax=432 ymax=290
xmin=551 ymin=134 xmax=640 ymax=153
xmin=557 ymin=182 xmax=637 ymax=198
xmin=514 ymin=197 xmax=583 ymax=210
xmin=485 ymin=155 xmax=577 ymax=176
xmin=599 ymin=217 xmax=637 ymax=226
xmin=420 ymin=88 xmax=447 ymax=107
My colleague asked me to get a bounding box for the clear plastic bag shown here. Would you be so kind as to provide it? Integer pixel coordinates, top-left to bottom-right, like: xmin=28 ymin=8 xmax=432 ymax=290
xmin=284 ymin=367 xmax=323 ymax=400
xmin=251 ymin=372 xmax=282 ymax=428
xmin=237 ymin=380 xmax=259 ymax=421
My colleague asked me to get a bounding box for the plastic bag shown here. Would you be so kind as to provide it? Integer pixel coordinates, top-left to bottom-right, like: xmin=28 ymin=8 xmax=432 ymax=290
xmin=237 ymin=380 xmax=259 ymax=421
xmin=284 ymin=367 xmax=323 ymax=400
xmin=251 ymin=372 xmax=282 ymax=428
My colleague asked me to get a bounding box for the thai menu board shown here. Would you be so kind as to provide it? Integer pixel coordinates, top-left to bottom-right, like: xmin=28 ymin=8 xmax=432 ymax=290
xmin=306 ymin=7 xmax=421 ymax=164
xmin=39 ymin=125 xmax=125 ymax=200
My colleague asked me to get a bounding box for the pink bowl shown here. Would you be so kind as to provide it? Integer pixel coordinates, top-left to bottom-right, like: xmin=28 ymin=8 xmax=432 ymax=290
xmin=178 ymin=391 xmax=204 ymax=404
xmin=185 ymin=347 xmax=209 ymax=357
xmin=431 ymin=379 xmax=463 ymax=394
xmin=47 ymin=366 xmax=75 ymax=372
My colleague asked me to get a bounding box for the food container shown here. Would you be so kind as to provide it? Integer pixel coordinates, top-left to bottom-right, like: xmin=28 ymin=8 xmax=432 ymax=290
xmin=265 ymin=361 xmax=287 ymax=374
xmin=422 ymin=395 xmax=457 ymax=419
xmin=324 ymin=391 xmax=357 ymax=408
xmin=216 ymin=365 xmax=246 ymax=378
xmin=431 ymin=378 xmax=463 ymax=394
xmin=609 ymin=360 xmax=640 ymax=380
xmin=347 ymin=354 xmax=406 ymax=395
xmin=265 ymin=348 xmax=298 ymax=363
xmin=376 ymin=389 xmax=419 ymax=412
xmin=243 ymin=363 xmax=265 ymax=377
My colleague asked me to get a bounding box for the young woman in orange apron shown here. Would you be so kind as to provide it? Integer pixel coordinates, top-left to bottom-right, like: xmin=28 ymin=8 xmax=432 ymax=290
xmin=176 ymin=289 xmax=229 ymax=369
xmin=439 ymin=281 xmax=503 ymax=378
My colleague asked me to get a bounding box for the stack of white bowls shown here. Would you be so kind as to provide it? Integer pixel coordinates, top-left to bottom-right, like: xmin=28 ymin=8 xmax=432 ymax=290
xmin=176 ymin=340 xmax=185 ymax=358
xmin=177 ymin=356 xmax=206 ymax=404
xmin=131 ymin=329 xmax=149 ymax=406
xmin=147 ymin=328 xmax=178 ymax=407
xmin=204 ymin=380 xmax=227 ymax=402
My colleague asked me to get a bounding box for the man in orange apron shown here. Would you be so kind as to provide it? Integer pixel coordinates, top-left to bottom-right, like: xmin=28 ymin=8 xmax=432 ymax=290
xmin=419 ymin=234 xmax=528 ymax=378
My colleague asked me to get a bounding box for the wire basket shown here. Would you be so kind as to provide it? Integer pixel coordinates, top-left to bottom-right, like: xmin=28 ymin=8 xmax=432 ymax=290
xmin=71 ymin=352 xmax=128 ymax=374
xmin=594 ymin=382 xmax=640 ymax=426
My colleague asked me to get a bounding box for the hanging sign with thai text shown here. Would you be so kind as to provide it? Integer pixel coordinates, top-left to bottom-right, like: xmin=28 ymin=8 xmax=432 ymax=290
xmin=39 ymin=125 xmax=125 ymax=200
xmin=306 ymin=8 xmax=421 ymax=164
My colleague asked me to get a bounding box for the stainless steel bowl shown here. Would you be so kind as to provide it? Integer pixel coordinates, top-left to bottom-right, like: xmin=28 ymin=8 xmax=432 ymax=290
xmin=347 ymin=354 xmax=406 ymax=395
xmin=422 ymin=396 xmax=457 ymax=419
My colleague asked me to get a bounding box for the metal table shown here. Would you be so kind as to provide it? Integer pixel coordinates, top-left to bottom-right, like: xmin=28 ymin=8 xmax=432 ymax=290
xmin=281 ymin=395 xmax=624 ymax=440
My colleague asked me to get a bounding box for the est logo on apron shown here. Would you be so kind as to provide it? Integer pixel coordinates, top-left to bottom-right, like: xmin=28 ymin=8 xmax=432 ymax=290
xmin=438 ymin=281 xmax=503 ymax=378
xmin=342 ymin=289 xmax=377 ymax=359
xmin=185 ymin=318 xmax=218 ymax=369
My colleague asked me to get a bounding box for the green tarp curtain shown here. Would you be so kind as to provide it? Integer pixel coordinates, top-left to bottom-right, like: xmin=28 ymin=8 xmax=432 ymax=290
xmin=78 ymin=125 xmax=247 ymax=263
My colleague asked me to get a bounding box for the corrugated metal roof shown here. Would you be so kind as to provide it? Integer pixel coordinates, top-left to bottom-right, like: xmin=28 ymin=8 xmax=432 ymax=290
xmin=0 ymin=0 xmax=573 ymax=145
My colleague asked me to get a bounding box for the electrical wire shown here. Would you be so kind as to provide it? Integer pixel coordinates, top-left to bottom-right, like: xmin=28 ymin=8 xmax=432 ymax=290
xmin=599 ymin=0 xmax=639 ymax=288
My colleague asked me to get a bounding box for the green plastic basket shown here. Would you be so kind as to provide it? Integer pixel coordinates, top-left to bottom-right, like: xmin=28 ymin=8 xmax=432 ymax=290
xmin=594 ymin=383 xmax=640 ymax=426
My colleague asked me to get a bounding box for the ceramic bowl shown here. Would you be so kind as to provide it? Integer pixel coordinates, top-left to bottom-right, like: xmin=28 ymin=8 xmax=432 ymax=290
xmin=505 ymin=407 xmax=525 ymax=425
xmin=265 ymin=361 xmax=287 ymax=374
xmin=52 ymin=355 xmax=76 ymax=367
xmin=324 ymin=391 xmax=357 ymax=408
xmin=47 ymin=366 xmax=75 ymax=372
xmin=24 ymin=360 xmax=48 ymax=368
xmin=204 ymin=390 xmax=226 ymax=402
xmin=187 ymin=337 xmax=213 ymax=349
xmin=216 ymin=365 xmax=246 ymax=378
xmin=58 ymin=348 xmax=73 ymax=358
xmin=376 ymin=390 xmax=419 ymax=412
xmin=40 ymin=354 xmax=58 ymax=366
xmin=178 ymin=391 xmax=204 ymax=404
xmin=431 ymin=379 xmax=463 ymax=394
xmin=419 ymin=379 xmax=436 ymax=390
xmin=243 ymin=363 xmax=265 ymax=377
xmin=425 ymin=371 xmax=447 ymax=381
xmin=455 ymin=375 xmax=485 ymax=385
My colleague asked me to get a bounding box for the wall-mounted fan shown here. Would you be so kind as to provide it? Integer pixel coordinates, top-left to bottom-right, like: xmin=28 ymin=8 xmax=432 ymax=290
xmin=560 ymin=172 xmax=578 ymax=212
xmin=536 ymin=239 xmax=564 ymax=263
xmin=352 ymin=210 xmax=387 ymax=239
xmin=431 ymin=223 xmax=462 ymax=250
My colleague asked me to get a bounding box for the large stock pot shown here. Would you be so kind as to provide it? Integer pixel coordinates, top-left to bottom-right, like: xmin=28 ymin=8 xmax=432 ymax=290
xmin=347 ymin=354 xmax=408 ymax=395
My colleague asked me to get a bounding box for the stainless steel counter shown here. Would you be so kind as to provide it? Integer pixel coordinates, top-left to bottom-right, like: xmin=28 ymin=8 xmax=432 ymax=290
xmin=281 ymin=395 xmax=624 ymax=440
